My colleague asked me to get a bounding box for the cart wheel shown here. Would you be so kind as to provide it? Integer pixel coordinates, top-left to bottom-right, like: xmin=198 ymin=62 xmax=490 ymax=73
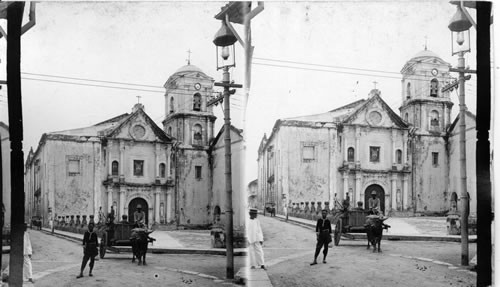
xmin=334 ymin=220 xmax=342 ymax=246
xmin=100 ymin=234 xmax=106 ymax=259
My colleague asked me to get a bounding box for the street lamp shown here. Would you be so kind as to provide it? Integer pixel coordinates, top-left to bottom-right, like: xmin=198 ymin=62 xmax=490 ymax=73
xmin=448 ymin=4 xmax=471 ymax=266
xmin=212 ymin=19 xmax=242 ymax=280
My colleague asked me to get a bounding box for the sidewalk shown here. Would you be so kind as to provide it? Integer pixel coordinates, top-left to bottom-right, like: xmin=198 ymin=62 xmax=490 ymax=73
xmin=38 ymin=227 xmax=247 ymax=256
xmin=273 ymin=213 xmax=477 ymax=242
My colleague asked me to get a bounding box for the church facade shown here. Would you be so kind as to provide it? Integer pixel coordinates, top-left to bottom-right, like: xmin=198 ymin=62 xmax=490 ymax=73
xmin=24 ymin=64 xmax=245 ymax=229
xmin=257 ymin=50 xmax=477 ymax=216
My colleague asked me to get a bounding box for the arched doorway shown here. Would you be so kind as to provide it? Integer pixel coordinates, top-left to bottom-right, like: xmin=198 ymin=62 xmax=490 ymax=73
xmin=364 ymin=184 xmax=385 ymax=214
xmin=128 ymin=197 xmax=148 ymax=225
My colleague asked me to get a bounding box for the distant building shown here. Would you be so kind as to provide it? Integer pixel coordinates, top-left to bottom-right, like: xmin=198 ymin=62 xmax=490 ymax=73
xmin=257 ymin=49 xmax=477 ymax=216
xmin=25 ymin=64 xmax=245 ymax=229
xmin=1 ymin=122 xmax=10 ymax=233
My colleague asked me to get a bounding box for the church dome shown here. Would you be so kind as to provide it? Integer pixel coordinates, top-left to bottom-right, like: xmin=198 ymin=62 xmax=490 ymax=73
xmin=174 ymin=64 xmax=204 ymax=74
xmin=410 ymin=49 xmax=442 ymax=61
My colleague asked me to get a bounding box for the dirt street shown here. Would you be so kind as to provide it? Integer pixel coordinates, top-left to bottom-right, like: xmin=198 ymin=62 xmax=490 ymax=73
xmin=258 ymin=215 xmax=476 ymax=287
xmin=2 ymin=229 xmax=245 ymax=286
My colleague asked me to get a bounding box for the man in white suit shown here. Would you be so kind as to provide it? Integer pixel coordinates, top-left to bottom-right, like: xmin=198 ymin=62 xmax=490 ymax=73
xmin=247 ymin=208 xmax=266 ymax=270
xmin=24 ymin=223 xmax=34 ymax=283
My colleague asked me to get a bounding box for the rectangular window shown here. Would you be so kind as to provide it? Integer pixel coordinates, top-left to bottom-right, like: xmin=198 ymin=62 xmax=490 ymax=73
xmin=195 ymin=166 xmax=202 ymax=179
xmin=302 ymin=146 xmax=315 ymax=162
xmin=68 ymin=159 xmax=80 ymax=176
xmin=370 ymin=146 xmax=380 ymax=162
xmin=133 ymin=160 xmax=144 ymax=176
xmin=432 ymin=152 xmax=439 ymax=166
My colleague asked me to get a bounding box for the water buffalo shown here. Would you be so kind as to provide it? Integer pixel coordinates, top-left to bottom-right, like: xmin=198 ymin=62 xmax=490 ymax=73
xmin=131 ymin=228 xmax=155 ymax=265
xmin=365 ymin=215 xmax=390 ymax=253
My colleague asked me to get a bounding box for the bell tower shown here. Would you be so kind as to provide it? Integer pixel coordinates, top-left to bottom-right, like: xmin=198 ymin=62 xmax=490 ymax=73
xmin=399 ymin=49 xmax=454 ymax=135
xmin=399 ymin=49 xmax=454 ymax=213
xmin=163 ymin=64 xmax=216 ymax=147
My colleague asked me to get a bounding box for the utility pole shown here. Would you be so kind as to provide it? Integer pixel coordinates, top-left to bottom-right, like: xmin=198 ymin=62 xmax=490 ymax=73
xmin=475 ymin=2 xmax=492 ymax=285
xmin=208 ymin=68 xmax=242 ymax=279
xmin=7 ymin=3 xmax=26 ymax=286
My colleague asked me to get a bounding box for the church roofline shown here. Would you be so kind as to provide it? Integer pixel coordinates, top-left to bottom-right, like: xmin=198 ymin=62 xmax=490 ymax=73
xmin=447 ymin=110 xmax=476 ymax=134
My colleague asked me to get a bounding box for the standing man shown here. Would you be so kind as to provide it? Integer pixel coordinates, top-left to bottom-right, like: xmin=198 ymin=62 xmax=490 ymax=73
xmin=368 ymin=191 xmax=380 ymax=215
xmin=133 ymin=204 xmax=146 ymax=227
xmin=108 ymin=206 xmax=115 ymax=224
xmin=247 ymin=208 xmax=266 ymax=270
xmin=311 ymin=209 xmax=332 ymax=265
xmin=23 ymin=223 xmax=34 ymax=283
xmin=77 ymin=222 xmax=98 ymax=278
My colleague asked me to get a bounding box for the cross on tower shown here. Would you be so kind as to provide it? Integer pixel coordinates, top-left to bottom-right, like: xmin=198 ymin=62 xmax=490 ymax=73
xmin=186 ymin=49 xmax=192 ymax=65
xmin=136 ymin=95 xmax=141 ymax=104
xmin=373 ymin=81 xmax=378 ymax=89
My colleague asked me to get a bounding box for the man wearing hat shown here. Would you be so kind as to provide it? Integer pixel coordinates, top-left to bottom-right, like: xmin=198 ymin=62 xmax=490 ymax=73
xmin=368 ymin=190 xmax=380 ymax=215
xmin=310 ymin=209 xmax=332 ymax=265
xmin=23 ymin=223 xmax=34 ymax=283
xmin=247 ymin=208 xmax=266 ymax=270
xmin=134 ymin=204 xmax=146 ymax=227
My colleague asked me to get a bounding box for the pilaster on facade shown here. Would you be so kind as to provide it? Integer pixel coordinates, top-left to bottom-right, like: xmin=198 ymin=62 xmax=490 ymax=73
xmin=355 ymin=173 xmax=362 ymax=205
xmin=342 ymin=172 xmax=349 ymax=201
xmin=107 ymin=186 xmax=113 ymax=214
xmin=391 ymin=174 xmax=397 ymax=211
xmin=391 ymin=129 xmax=397 ymax=166
xmin=355 ymin=126 xmax=361 ymax=167
xmin=166 ymin=189 xmax=172 ymax=223
xmin=119 ymin=187 xmax=126 ymax=220
xmin=119 ymin=140 xmax=125 ymax=177
xmin=154 ymin=189 xmax=161 ymax=224
xmin=403 ymin=174 xmax=409 ymax=210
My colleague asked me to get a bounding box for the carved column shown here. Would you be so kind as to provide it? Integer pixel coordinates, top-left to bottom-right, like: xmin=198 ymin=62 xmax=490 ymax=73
xmin=355 ymin=126 xmax=360 ymax=165
xmin=154 ymin=189 xmax=160 ymax=224
xmin=355 ymin=173 xmax=362 ymax=205
xmin=391 ymin=129 xmax=396 ymax=165
xmin=391 ymin=174 xmax=397 ymax=211
xmin=342 ymin=172 xmax=349 ymax=201
xmin=119 ymin=140 xmax=125 ymax=177
xmin=107 ymin=186 xmax=113 ymax=213
xmin=403 ymin=175 xmax=409 ymax=210
xmin=107 ymin=141 xmax=112 ymax=176
xmin=166 ymin=189 xmax=172 ymax=223
xmin=119 ymin=187 xmax=126 ymax=220
xmin=155 ymin=142 xmax=160 ymax=179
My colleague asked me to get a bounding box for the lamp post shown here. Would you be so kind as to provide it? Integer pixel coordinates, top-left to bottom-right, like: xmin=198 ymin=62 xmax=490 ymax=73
xmin=448 ymin=4 xmax=472 ymax=266
xmin=211 ymin=19 xmax=242 ymax=280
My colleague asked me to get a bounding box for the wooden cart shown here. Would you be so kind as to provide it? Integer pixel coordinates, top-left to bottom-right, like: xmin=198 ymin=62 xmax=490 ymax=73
xmin=98 ymin=222 xmax=134 ymax=258
xmin=332 ymin=208 xmax=371 ymax=246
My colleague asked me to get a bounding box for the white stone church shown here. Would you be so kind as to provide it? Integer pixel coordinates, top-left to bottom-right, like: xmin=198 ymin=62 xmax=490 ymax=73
xmin=257 ymin=49 xmax=477 ymax=217
xmin=24 ymin=64 xmax=245 ymax=229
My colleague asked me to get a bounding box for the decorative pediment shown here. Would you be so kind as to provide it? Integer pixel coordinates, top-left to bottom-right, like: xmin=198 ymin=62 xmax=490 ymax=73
xmin=106 ymin=109 xmax=172 ymax=142
xmin=342 ymin=94 xmax=408 ymax=129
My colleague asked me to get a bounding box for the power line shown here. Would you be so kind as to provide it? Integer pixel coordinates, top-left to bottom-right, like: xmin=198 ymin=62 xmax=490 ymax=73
xmin=21 ymin=72 xmax=162 ymax=89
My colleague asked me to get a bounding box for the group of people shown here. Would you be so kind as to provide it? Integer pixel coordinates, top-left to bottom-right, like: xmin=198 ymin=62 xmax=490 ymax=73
xmin=246 ymin=190 xmax=382 ymax=269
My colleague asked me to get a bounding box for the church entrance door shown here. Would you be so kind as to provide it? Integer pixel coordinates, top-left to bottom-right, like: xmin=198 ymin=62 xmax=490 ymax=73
xmin=128 ymin=197 xmax=148 ymax=225
xmin=364 ymin=184 xmax=385 ymax=214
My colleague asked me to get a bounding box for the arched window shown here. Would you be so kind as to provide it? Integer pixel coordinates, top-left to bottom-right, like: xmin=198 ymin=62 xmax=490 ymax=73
xmin=170 ymin=154 xmax=175 ymax=176
xmin=112 ymin=161 xmax=119 ymax=176
xmin=193 ymin=124 xmax=202 ymax=145
xmin=347 ymin=147 xmax=355 ymax=162
xmin=159 ymin=163 xmax=166 ymax=178
xmin=406 ymin=82 xmax=411 ymax=99
xmin=167 ymin=126 xmax=172 ymax=135
xmin=430 ymin=110 xmax=439 ymax=127
xmin=169 ymin=97 xmax=175 ymax=113
xmin=405 ymin=113 xmax=409 ymax=122
xmin=430 ymin=79 xmax=439 ymax=97
xmin=193 ymin=93 xmax=201 ymax=111
xmin=396 ymin=149 xmax=402 ymax=164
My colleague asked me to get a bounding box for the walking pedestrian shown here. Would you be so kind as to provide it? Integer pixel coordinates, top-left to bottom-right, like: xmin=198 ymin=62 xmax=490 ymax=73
xmin=247 ymin=208 xmax=266 ymax=270
xmin=310 ymin=209 xmax=332 ymax=265
xmin=77 ymin=222 xmax=98 ymax=278
xmin=23 ymin=223 xmax=34 ymax=283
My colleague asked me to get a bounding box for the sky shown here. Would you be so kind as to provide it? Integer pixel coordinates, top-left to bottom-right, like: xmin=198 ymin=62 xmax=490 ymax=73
xmin=0 ymin=1 xmax=493 ymax=186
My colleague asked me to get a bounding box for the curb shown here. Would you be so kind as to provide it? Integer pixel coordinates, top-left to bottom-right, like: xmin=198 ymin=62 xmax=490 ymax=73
xmin=273 ymin=215 xmax=477 ymax=243
xmin=40 ymin=229 xmax=247 ymax=256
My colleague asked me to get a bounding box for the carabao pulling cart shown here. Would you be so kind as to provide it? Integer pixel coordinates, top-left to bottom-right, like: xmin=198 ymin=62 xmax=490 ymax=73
xmin=331 ymin=201 xmax=372 ymax=246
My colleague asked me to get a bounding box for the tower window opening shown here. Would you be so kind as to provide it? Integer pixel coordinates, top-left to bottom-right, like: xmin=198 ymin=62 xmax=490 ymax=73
xmin=170 ymin=97 xmax=175 ymax=113
xmin=430 ymin=79 xmax=439 ymax=97
xmin=406 ymin=82 xmax=411 ymax=99
xmin=193 ymin=93 xmax=201 ymax=111
xmin=193 ymin=124 xmax=203 ymax=145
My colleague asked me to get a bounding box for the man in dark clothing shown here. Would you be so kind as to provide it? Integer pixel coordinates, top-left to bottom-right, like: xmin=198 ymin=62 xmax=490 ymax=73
xmin=77 ymin=222 xmax=98 ymax=278
xmin=311 ymin=209 xmax=332 ymax=265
